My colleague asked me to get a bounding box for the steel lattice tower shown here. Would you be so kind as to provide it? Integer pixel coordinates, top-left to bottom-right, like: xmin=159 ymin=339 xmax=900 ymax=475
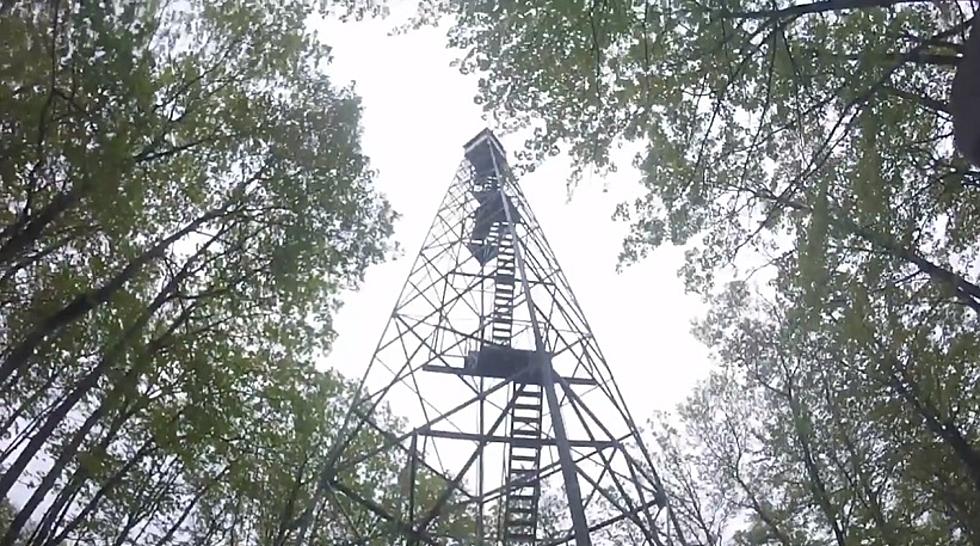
xmin=320 ymin=130 xmax=672 ymax=546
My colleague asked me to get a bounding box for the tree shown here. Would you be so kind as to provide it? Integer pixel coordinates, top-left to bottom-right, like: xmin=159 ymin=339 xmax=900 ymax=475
xmin=426 ymin=0 xmax=977 ymax=295
xmin=1 ymin=0 xmax=396 ymax=544
xmin=647 ymin=281 xmax=979 ymax=545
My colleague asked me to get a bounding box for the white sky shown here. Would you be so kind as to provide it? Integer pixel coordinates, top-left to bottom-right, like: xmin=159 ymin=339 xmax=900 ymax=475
xmin=316 ymin=13 xmax=712 ymax=420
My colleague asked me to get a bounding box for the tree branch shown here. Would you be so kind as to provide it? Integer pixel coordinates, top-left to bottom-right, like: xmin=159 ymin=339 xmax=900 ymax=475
xmin=722 ymin=0 xmax=932 ymax=20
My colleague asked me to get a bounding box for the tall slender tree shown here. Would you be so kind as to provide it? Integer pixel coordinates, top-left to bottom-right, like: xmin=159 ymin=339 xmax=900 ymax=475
xmin=1 ymin=1 xmax=398 ymax=544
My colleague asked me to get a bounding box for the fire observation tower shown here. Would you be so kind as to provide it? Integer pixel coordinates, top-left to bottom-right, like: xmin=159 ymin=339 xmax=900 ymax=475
xmin=317 ymin=130 xmax=673 ymax=546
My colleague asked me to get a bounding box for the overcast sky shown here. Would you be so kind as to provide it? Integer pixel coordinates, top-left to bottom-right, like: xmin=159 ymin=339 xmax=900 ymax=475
xmin=315 ymin=12 xmax=712 ymax=420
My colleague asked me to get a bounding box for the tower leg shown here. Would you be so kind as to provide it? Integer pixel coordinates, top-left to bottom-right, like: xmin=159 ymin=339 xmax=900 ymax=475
xmin=540 ymin=357 xmax=592 ymax=546
xmin=498 ymin=181 xmax=592 ymax=546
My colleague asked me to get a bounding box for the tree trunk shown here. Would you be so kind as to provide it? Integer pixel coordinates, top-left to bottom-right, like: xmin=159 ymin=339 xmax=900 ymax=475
xmin=890 ymin=372 xmax=980 ymax=497
xmin=0 ymin=367 xmax=61 ymax=448
xmin=0 ymin=213 xmax=234 ymax=542
xmin=786 ymin=385 xmax=847 ymax=546
xmin=0 ymin=255 xmax=206 ymax=538
xmin=724 ymin=0 xmax=930 ymax=20
xmin=952 ymin=19 xmax=980 ymax=166
xmin=117 ymin=460 xmax=185 ymax=546
xmin=28 ymin=406 xmax=165 ymax=546
xmin=0 ymin=206 xmax=229 ymax=388
xmin=152 ymin=464 xmax=232 ymax=546
xmin=106 ymin=458 xmax=180 ymax=546
xmin=0 ymin=185 xmax=85 ymax=267
xmin=758 ymin=189 xmax=980 ymax=313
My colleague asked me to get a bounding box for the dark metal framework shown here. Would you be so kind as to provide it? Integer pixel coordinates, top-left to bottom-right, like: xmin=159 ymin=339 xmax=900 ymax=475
xmin=321 ymin=130 xmax=672 ymax=546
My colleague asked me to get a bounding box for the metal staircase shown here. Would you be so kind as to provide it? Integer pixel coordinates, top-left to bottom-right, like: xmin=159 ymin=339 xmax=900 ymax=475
xmin=482 ymin=159 xmax=542 ymax=545
xmin=491 ymin=223 xmax=516 ymax=346
xmin=503 ymin=383 xmax=543 ymax=545
xmin=463 ymin=131 xmax=546 ymax=544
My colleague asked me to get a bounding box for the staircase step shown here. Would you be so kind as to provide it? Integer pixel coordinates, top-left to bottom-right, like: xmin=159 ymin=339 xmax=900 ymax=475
xmin=515 ymin=390 xmax=542 ymax=398
xmin=509 ymin=470 xmax=537 ymax=481
xmin=504 ymin=344 xmax=542 ymax=542
xmin=509 ymin=455 xmax=538 ymax=464
xmin=508 ymin=493 xmax=539 ymax=502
